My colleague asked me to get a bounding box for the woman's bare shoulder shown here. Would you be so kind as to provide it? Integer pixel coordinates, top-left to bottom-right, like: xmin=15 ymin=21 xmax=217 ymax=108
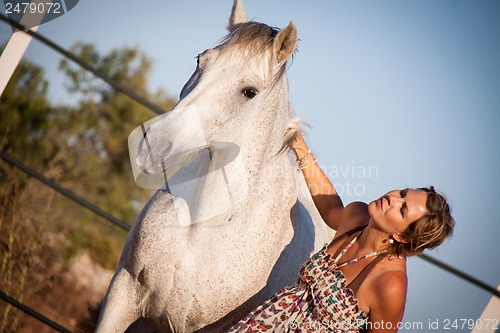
xmin=363 ymin=258 xmax=408 ymax=323
xmin=370 ymin=257 xmax=408 ymax=298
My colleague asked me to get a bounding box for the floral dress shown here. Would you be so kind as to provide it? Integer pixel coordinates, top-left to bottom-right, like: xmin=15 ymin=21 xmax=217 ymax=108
xmin=227 ymin=226 xmax=387 ymax=333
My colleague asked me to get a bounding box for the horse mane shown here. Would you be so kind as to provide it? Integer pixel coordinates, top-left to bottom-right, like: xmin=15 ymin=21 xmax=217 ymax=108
xmin=221 ymin=22 xmax=280 ymax=54
xmin=218 ymin=21 xmax=293 ymax=83
xmin=280 ymin=115 xmax=305 ymax=154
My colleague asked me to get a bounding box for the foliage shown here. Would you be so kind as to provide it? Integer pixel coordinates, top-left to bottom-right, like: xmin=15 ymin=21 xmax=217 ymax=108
xmin=0 ymin=52 xmax=65 ymax=332
xmin=0 ymin=42 xmax=176 ymax=331
xmin=58 ymin=42 xmax=175 ymax=221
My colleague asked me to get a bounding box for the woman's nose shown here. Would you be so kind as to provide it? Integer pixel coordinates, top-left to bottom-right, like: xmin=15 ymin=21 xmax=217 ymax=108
xmin=388 ymin=195 xmax=403 ymax=207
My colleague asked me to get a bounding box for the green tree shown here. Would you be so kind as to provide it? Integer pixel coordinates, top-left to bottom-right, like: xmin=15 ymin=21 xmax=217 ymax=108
xmin=0 ymin=42 xmax=176 ymax=332
xmin=0 ymin=51 xmax=64 ymax=333
xmin=59 ymin=42 xmax=176 ymax=221
xmin=0 ymin=54 xmax=53 ymax=166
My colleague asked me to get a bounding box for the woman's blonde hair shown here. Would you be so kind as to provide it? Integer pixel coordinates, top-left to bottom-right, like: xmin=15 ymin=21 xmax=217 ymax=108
xmin=389 ymin=186 xmax=454 ymax=257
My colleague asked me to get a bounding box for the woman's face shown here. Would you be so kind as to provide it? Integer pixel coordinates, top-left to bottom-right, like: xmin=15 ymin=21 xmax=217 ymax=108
xmin=368 ymin=188 xmax=428 ymax=235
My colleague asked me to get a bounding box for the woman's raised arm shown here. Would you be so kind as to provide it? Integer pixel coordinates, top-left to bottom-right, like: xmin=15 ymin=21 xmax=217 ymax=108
xmin=290 ymin=133 xmax=345 ymax=230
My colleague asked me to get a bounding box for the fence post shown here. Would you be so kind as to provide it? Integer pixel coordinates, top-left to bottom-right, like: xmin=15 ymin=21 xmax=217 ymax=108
xmin=0 ymin=0 xmax=52 ymax=97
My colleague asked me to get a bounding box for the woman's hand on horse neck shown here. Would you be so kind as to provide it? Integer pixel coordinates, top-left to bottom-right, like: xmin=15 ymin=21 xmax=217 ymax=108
xmin=290 ymin=133 xmax=346 ymax=231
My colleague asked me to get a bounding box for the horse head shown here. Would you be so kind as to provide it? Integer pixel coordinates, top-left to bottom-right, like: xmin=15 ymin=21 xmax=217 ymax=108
xmin=130 ymin=0 xmax=300 ymax=226
xmin=175 ymin=1 xmax=298 ymax=155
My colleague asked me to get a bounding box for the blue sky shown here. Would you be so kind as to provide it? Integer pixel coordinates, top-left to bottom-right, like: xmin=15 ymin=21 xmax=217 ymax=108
xmin=1 ymin=1 xmax=499 ymax=331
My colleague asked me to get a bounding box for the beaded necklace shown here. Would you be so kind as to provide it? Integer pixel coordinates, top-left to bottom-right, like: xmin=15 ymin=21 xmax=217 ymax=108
xmin=331 ymin=231 xmax=388 ymax=270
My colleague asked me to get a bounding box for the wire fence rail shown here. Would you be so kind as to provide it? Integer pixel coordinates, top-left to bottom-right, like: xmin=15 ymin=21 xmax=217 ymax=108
xmin=0 ymin=151 xmax=131 ymax=232
xmin=0 ymin=13 xmax=167 ymax=116
xmin=0 ymin=10 xmax=499 ymax=333
xmin=0 ymin=291 xmax=72 ymax=333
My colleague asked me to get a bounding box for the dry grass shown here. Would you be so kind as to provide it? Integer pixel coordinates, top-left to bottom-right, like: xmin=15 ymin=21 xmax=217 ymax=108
xmin=0 ymin=163 xmax=120 ymax=333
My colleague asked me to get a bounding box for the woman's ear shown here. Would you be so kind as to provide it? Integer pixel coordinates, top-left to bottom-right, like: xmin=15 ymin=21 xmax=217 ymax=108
xmin=392 ymin=233 xmax=410 ymax=243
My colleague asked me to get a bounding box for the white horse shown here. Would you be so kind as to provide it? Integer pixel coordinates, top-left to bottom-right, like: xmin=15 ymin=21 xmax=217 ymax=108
xmin=90 ymin=1 xmax=331 ymax=332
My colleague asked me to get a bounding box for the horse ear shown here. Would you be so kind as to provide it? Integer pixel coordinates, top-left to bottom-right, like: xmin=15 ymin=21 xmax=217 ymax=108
xmin=274 ymin=21 xmax=298 ymax=63
xmin=228 ymin=0 xmax=248 ymax=32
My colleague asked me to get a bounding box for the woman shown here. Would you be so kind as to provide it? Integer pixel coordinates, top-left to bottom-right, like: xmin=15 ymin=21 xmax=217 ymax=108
xmin=227 ymin=133 xmax=454 ymax=333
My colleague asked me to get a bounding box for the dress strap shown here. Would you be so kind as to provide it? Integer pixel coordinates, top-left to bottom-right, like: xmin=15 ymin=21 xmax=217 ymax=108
xmin=330 ymin=225 xmax=366 ymax=258
xmin=347 ymin=254 xmax=386 ymax=294
xmin=329 ymin=225 xmax=388 ymax=279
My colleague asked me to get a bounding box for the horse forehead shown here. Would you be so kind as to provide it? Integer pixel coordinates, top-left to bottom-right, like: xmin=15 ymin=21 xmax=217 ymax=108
xmin=208 ymin=45 xmax=274 ymax=75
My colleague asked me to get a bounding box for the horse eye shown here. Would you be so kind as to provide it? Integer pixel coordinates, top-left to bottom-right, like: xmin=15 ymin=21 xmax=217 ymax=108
xmin=241 ymin=87 xmax=258 ymax=99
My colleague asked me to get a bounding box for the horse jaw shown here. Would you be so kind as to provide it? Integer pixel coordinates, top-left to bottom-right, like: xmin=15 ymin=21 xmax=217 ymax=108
xmin=228 ymin=0 xmax=248 ymax=32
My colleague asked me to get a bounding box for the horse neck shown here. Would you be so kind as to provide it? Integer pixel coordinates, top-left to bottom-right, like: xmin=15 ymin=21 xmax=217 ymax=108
xmin=238 ymin=106 xmax=295 ymax=203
